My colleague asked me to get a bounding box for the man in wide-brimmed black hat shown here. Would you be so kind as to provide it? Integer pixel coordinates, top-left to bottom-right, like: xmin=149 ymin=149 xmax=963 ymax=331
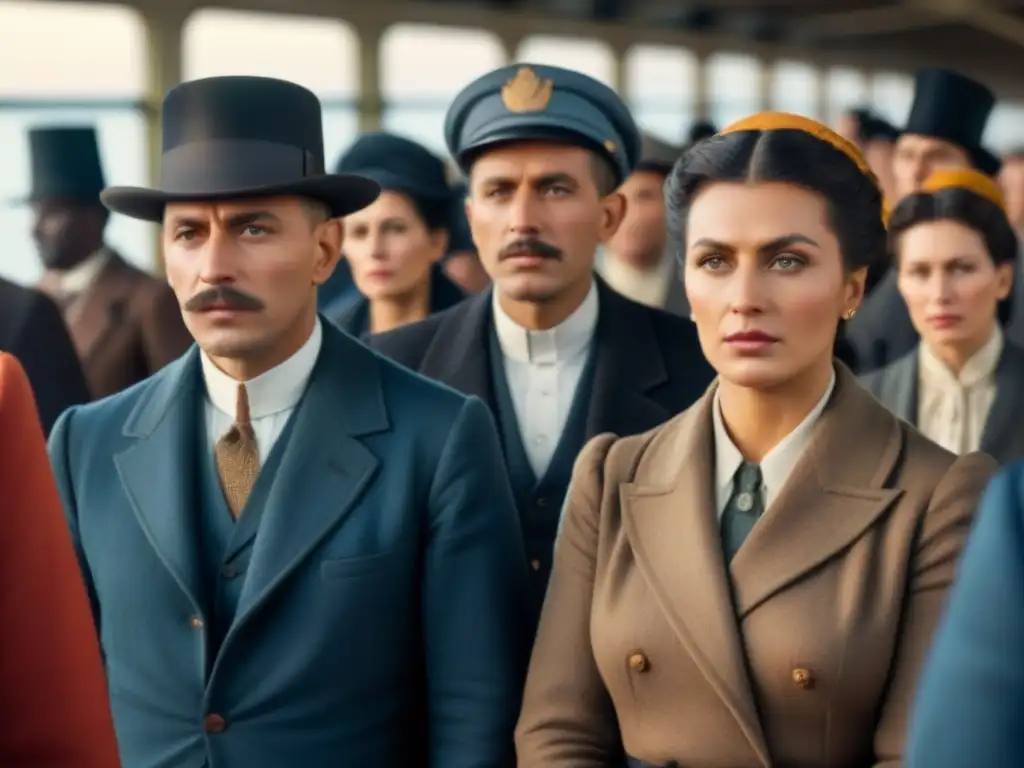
xmin=846 ymin=68 xmax=1024 ymax=371
xmin=25 ymin=126 xmax=191 ymax=398
xmin=48 ymin=75 xmax=529 ymax=768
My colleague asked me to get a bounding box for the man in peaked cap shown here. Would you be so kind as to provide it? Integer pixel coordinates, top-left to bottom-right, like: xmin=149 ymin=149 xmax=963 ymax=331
xmin=598 ymin=131 xmax=689 ymax=316
xmin=26 ymin=126 xmax=191 ymax=397
xmin=846 ymin=68 xmax=1024 ymax=371
xmin=47 ymin=75 xmax=529 ymax=768
xmin=371 ymin=63 xmax=714 ymax=636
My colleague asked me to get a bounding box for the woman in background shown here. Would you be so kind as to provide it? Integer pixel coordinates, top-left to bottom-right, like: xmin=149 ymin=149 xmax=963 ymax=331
xmin=862 ymin=168 xmax=1024 ymax=464
xmin=515 ymin=113 xmax=996 ymax=767
xmin=0 ymin=352 xmax=120 ymax=767
xmin=329 ymin=132 xmax=464 ymax=337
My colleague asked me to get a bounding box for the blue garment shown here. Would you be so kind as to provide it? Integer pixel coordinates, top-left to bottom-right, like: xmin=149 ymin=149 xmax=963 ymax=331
xmin=48 ymin=320 xmax=529 ymax=768
xmin=906 ymin=460 xmax=1024 ymax=767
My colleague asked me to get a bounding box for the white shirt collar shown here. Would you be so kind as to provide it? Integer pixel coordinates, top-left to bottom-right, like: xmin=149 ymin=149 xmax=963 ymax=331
xmin=200 ymin=318 xmax=323 ymax=420
xmin=492 ymin=279 xmax=599 ymax=364
xmin=58 ymin=248 xmax=109 ymax=294
xmin=713 ymin=368 xmax=836 ymax=508
xmin=919 ymin=324 xmax=1004 ymax=389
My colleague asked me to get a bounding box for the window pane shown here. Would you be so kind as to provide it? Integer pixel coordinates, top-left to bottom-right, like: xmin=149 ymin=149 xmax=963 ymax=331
xmin=771 ymin=60 xmax=819 ymax=119
xmin=0 ymin=1 xmax=145 ymax=96
xmin=707 ymin=53 xmax=760 ymax=127
xmin=986 ymin=103 xmax=1024 ymax=154
xmin=825 ymin=67 xmax=868 ymax=128
xmin=183 ymin=9 xmax=359 ymax=97
xmin=515 ymin=36 xmax=615 ymax=87
xmin=0 ymin=108 xmax=151 ymax=285
xmin=872 ymin=72 xmax=913 ymax=127
xmin=626 ymin=45 xmax=696 ymax=144
xmin=381 ymin=24 xmax=505 ymax=153
xmin=323 ymin=108 xmax=361 ymax=170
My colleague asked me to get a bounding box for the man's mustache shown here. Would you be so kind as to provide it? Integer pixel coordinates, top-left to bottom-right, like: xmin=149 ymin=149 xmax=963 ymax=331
xmin=498 ymin=238 xmax=562 ymax=261
xmin=183 ymin=286 xmax=264 ymax=312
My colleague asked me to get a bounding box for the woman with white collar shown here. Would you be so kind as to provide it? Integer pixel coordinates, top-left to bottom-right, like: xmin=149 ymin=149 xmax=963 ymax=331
xmin=862 ymin=168 xmax=1024 ymax=464
xmin=515 ymin=113 xmax=997 ymax=768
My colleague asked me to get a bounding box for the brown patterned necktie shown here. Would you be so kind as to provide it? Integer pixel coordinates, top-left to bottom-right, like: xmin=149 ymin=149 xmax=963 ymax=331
xmin=215 ymin=383 xmax=259 ymax=518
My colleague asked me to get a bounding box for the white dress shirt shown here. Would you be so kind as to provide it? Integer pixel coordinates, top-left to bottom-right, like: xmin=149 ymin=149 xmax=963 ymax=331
xmin=492 ymin=281 xmax=599 ymax=478
xmin=597 ymin=247 xmax=675 ymax=309
xmin=712 ymin=369 xmax=836 ymax=517
xmin=200 ymin=318 xmax=323 ymax=466
xmin=49 ymin=248 xmax=109 ymax=320
xmin=917 ymin=325 xmax=1003 ymax=455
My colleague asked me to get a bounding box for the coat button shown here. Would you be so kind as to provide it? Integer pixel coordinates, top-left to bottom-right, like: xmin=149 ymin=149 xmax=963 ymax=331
xmin=204 ymin=714 xmax=227 ymax=733
xmin=792 ymin=668 xmax=815 ymax=689
xmin=189 ymin=616 xmax=204 ymax=629
xmin=530 ymin=559 xmax=541 ymax=571
xmin=628 ymin=651 xmax=649 ymax=673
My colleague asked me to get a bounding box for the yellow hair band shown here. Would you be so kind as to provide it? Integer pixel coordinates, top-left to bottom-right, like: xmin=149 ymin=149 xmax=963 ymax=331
xmin=719 ymin=111 xmax=887 ymax=226
xmin=921 ymin=168 xmax=1006 ymax=211
xmin=720 ymin=111 xmax=874 ymax=179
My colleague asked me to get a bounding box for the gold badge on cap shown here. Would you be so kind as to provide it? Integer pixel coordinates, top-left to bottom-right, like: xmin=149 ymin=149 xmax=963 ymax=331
xmin=501 ymin=67 xmax=554 ymax=113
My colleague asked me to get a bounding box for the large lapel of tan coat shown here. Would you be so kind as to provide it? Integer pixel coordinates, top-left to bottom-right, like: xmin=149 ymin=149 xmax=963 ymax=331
xmin=729 ymin=365 xmax=904 ymax=618
xmin=620 ymin=364 xmax=903 ymax=767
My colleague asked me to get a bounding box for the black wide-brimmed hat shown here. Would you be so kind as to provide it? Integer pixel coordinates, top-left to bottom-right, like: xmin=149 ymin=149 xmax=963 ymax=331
xmin=101 ymin=76 xmax=380 ymax=222
xmin=903 ymin=68 xmax=1001 ymax=176
xmin=334 ymin=132 xmax=452 ymax=203
xmin=23 ymin=126 xmax=106 ymax=203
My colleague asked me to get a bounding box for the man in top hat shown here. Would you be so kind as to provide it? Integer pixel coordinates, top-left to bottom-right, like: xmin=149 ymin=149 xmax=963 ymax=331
xmin=27 ymin=126 xmax=192 ymax=398
xmin=371 ymin=64 xmax=715 ymax=636
xmin=597 ymin=131 xmax=688 ymax=316
xmin=845 ymin=68 xmax=1024 ymax=371
xmin=860 ymin=113 xmax=901 ymax=207
xmin=0 ymin=276 xmax=90 ymax=435
xmin=47 ymin=75 xmax=529 ymax=768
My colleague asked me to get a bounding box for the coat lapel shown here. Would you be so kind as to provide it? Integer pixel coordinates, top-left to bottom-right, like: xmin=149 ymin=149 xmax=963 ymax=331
xmin=730 ymin=366 xmax=905 ymax=617
xmin=980 ymin=341 xmax=1024 ymax=462
xmin=419 ymin=290 xmax=493 ymax=404
xmin=585 ymin=280 xmax=672 ymax=438
xmin=113 ymin=349 xmax=205 ymax=613
xmin=62 ymin=252 xmax=139 ymax=364
xmin=222 ymin=325 xmax=387 ymax=650
xmin=621 ymin=386 xmax=771 ymax=767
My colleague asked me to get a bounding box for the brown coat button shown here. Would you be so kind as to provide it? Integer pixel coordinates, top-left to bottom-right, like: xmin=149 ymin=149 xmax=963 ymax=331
xmin=204 ymin=714 xmax=227 ymax=733
xmin=530 ymin=559 xmax=541 ymax=571
xmin=189 ymin=616 xmax=204 ymax=629
xmin=628 ymin=651 xmax=649 ymax=672
xmin=792 ymin=668 xmax=815 ymax=689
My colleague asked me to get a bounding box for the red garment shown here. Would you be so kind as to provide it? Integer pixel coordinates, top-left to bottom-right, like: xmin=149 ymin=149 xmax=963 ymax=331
xmin=0 ymin=352 xmax=120 ymax=766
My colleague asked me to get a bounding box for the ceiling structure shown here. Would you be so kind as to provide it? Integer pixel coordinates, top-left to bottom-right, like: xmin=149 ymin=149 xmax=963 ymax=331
xmin=411 ymin=0 xmax=1024 ymax=92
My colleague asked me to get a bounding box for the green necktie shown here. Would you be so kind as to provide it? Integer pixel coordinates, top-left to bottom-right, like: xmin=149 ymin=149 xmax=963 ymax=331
xmin=721 ymin=462 xmax=764 ymax=562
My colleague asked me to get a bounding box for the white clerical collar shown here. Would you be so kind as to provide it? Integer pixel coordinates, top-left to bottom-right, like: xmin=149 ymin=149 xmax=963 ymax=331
xmin=57 ymin=248 xmax=110 ymax=294
xmin=492 ymin=279 xmax=599 ymax=364
xmin=713 ymin=368 xmax=836 ymax=508
xmin=201 ymin=318 xmax=323 ymax=420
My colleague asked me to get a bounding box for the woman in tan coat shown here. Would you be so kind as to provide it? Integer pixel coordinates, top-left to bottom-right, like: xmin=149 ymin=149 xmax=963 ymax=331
xmin=515 ymin=113 xmax=998 ymax=768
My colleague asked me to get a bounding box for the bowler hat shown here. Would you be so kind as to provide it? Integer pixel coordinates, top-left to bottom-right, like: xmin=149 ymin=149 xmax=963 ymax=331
xmin=902 ymin=68 xmax=1001 ymax=176
xmin=23 ymin=126 xmax=106 ymax=203
xmin=102 ymin=76 xmax=380 ymax=222
xmin=334 ymin=132 xmax=452 ymax=203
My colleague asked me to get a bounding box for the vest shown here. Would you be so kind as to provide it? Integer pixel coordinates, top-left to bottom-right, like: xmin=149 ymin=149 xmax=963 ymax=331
xmin=487 ymin=323 xmax=597 ymax=635
xmin=194 ymin=408 xmax=299 ymax=673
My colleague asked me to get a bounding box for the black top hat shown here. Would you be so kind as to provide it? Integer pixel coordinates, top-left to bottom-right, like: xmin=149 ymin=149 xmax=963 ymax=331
xmin=24 ymin=126 xmax=106 ymax=203
xmin=101 ymin=76 xmax=380 ymax=222
xmin=903 ymin=68 xmax=1001 ymax=176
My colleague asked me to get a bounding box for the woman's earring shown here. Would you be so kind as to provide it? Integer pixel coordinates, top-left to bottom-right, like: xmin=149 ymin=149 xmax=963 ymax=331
xmin=844 ymin=309 xmax=857 ymax=320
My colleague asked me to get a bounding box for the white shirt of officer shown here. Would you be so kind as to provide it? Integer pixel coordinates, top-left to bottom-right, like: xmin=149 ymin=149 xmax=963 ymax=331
xmin=492 ymin=279 xmax=599 ymax=478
